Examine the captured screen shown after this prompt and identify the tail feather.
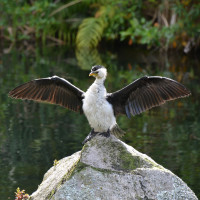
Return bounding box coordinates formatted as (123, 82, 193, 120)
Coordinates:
(111, 124, 125, 138)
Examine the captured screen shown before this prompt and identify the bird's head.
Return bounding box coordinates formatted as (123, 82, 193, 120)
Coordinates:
(89, 65, 107, 80)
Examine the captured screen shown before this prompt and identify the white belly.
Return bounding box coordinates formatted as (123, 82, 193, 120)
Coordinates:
(82, 84, 116, 132)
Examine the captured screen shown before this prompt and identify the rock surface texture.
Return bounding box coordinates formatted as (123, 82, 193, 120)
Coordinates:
(31, 135, 198, 200)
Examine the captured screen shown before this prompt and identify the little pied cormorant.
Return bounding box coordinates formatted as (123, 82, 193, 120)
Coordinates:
(9, 65, 191, 144)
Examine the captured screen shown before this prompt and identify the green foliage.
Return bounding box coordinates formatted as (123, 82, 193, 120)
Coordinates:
(50, 0, 83, 17)
(76, 17, 106, 48)
(0, 0, 82, 44)
(120, 19, 161, 47)
(0, 0, 200, 50)
(76, 0, 200, 51)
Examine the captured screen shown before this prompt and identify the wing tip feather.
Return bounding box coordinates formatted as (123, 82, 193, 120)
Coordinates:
(8, 76, 84, 113)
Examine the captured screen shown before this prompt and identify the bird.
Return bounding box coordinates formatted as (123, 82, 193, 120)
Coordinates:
(9, 65, 191, 144)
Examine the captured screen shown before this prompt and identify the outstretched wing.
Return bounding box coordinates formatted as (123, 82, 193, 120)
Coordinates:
(9, 76, 84, 113)
(107, 76, 191, 118)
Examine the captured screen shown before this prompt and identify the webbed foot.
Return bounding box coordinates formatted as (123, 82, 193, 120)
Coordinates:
(99, 129, 110, 138)
(82, 129, 98, 144)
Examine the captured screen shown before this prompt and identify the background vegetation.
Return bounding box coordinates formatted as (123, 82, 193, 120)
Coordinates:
(1, 0, 200, 52)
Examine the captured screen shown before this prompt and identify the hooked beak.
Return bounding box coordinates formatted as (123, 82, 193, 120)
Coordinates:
(89, 72, 97, 77)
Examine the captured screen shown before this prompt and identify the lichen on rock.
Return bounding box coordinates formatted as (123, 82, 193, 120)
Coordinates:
(30, 135, 198, 200)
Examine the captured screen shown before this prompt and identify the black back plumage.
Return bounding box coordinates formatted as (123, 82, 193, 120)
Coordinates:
(9, 76, 84, 113)
(107, 76, 191, 118)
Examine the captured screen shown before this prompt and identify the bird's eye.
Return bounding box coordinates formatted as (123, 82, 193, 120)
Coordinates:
(91, 69, 98, 73)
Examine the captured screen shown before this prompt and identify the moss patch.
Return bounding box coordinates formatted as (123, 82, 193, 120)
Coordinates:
(72, 162, 88, 174)
(104, 140, 154, 171)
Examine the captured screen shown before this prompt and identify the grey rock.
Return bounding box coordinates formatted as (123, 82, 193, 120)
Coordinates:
(31, 151, 81, 200)
(30, 135, 198, 200)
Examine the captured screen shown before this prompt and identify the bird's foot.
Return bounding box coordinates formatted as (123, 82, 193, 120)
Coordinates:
(99, 129, 110, 138)
(82, 129, 98, 145)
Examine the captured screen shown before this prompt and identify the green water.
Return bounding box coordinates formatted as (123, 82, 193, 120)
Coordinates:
(0, 45, 200, 199)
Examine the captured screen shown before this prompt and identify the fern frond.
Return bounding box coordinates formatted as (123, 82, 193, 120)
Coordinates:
(76, 17, 107, 49)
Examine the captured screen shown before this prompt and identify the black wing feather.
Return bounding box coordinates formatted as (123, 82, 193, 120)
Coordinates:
(107, 76, 191, 117)
(9, 76, 84, 113)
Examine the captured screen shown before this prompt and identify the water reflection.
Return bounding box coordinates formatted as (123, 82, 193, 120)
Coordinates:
(0, 46, 199, 199)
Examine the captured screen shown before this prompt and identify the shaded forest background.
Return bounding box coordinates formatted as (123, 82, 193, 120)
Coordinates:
(1, 0, 200, 52)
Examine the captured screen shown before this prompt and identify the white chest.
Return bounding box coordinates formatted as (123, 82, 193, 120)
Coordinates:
(82, 82, 116, 132)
